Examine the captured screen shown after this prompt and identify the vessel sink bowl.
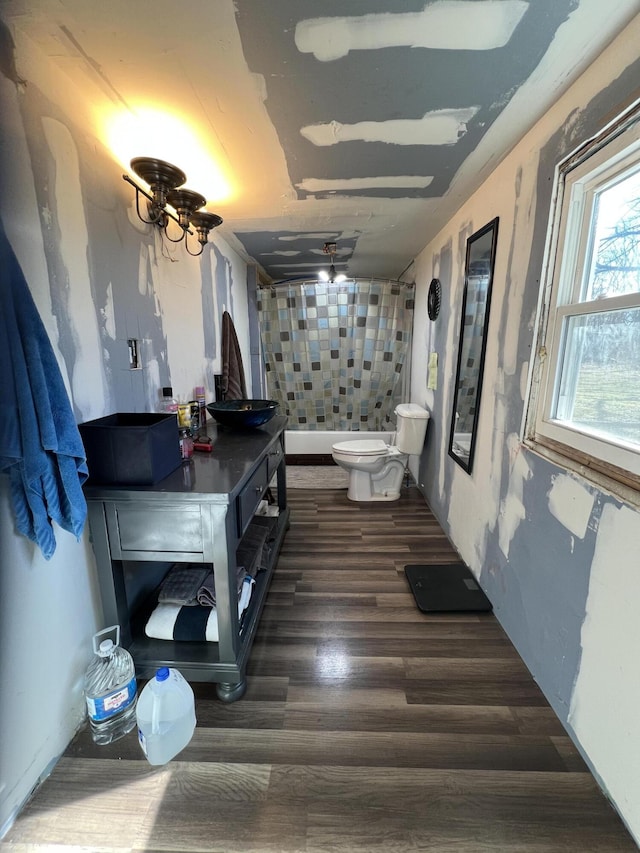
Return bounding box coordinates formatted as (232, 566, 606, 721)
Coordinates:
(206, 399, 279, 429)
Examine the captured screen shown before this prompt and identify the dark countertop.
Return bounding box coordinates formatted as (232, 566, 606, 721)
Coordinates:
(83, 415, 287, 503)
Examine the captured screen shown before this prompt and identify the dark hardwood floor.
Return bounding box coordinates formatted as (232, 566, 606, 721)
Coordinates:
(3, 485, 636, 851)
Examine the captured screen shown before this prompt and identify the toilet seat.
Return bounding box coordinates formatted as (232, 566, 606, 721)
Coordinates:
(332, 439, 389, 456)
(331, 403, 429, 503)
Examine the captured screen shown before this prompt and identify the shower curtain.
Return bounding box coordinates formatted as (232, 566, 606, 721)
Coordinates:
(257, 278, 414, 430)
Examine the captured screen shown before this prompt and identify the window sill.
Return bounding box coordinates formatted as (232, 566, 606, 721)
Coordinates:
(524, 434, 640, 510)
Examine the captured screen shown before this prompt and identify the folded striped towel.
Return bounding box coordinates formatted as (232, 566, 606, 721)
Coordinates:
(145, 576, 254, 642)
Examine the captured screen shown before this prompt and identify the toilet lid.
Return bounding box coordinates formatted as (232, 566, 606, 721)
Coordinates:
(332, 439, 389, 456)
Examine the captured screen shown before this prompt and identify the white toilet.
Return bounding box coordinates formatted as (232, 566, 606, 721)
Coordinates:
(331, 403, 430, 502)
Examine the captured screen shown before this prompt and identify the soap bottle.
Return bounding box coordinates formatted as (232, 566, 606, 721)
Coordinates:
(158, 386, 178, 416)
(179, 428, 194, 460)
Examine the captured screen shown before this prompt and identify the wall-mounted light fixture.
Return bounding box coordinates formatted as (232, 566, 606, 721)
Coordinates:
(319, 241, 347, 282)
(123, 157, 223, 256)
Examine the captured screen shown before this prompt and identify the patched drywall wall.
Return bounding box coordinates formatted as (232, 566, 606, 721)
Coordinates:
(569, 502, 640, 834)
(410, 14, 640, 844)
(0, 29, 250, 834)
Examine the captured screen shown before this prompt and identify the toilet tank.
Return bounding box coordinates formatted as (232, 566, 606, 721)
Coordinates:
(394, 403, 430, 454)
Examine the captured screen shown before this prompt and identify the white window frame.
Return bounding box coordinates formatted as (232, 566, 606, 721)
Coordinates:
(525, 104, 640, 495)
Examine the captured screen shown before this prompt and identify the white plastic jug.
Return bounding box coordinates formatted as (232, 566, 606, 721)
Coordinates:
(136, 667, 196, 765)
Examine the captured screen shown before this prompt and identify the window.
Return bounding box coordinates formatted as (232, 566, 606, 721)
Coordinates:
(527, 108, 640, 489)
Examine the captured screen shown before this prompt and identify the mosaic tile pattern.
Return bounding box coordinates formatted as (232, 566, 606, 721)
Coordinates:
(258, 279, 414, 430)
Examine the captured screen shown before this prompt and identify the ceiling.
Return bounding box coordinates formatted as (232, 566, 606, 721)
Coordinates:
(4, 0, 640, 282)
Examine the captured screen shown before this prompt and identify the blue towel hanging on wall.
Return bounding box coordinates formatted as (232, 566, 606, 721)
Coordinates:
(0, 221, 88, 559)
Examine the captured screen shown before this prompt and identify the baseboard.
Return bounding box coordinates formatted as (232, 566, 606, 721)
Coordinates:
(285, 454, 337, 466)
(0, 750, 63, 840)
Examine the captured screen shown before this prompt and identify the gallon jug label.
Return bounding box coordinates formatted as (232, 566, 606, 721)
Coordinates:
(87, 676, 137, 722)
(138, 728, 148, 756)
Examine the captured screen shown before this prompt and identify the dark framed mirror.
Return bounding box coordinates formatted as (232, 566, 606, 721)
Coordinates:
(448, 217, 499, 473)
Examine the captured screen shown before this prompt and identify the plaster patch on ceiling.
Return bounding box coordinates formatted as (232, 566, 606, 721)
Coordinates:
(301, 108, 479, 147)
(271, 261, 347, 270)
(234, 229, 358, 282)
(297, 176, 434, 192)
(57, 25, 129, 108)
(295, 1, 529, 62)
(278, 233, 341, 241)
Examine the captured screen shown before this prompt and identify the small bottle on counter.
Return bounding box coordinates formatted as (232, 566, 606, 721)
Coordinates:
(195, 385, 206, 423)
(177, 402, 192, 430)
(158, 387, 178, 416)
(179, 428, 193, 460)
(189, 401, 200, 433)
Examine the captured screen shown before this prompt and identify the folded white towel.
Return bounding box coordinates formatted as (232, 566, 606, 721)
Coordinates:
(145, 576, 255, 642)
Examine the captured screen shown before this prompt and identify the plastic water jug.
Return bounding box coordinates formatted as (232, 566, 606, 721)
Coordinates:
(84, 625, 137, 745)
(136, 667, 196, 765)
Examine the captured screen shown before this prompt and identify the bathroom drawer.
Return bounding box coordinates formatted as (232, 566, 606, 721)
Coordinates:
(237, 458, 268, 536)
(108, 503, 204, 557)
(266, 441, 283, 481)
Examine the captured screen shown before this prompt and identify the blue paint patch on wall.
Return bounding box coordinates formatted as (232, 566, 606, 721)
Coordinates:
(481, 453, 600, 718)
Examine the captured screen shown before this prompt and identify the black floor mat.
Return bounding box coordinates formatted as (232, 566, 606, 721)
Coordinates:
(404, 563, 492, 612)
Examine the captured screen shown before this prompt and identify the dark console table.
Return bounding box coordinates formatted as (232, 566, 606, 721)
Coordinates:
(84, 415, 289, 702)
